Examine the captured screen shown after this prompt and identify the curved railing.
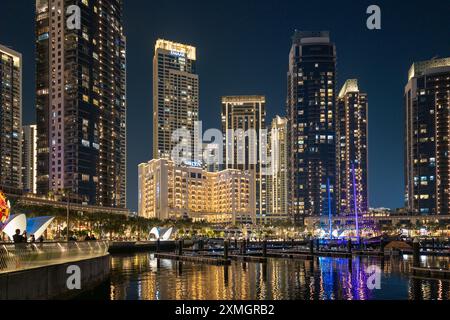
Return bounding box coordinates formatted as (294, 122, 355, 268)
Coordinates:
(0, 241, 109, 274)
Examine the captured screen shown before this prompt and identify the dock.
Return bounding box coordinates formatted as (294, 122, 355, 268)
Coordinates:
(229, 255, 267, 263)
(154, 253, 231, 266)
(315, 251, 352, 258)
(411, 267, 450, 279)
(266, 251, 313, 260)
(353, 250, 385, 257)
(108, 241, 177, 254)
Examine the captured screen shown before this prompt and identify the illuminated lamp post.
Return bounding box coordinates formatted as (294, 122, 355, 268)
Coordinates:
(63, 189, 74, 241)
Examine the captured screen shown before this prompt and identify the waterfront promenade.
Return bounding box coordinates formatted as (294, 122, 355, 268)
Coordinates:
(0, 241, 110, 299)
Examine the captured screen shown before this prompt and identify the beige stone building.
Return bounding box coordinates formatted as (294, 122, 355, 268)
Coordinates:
(138, 159, 255, 224)
(267, 116, 289, 222)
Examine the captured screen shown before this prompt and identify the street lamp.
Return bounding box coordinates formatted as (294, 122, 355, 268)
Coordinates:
(64, 189, 72, 242)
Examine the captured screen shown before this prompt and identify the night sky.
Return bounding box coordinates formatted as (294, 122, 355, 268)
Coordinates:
(1, 0, 449, 212)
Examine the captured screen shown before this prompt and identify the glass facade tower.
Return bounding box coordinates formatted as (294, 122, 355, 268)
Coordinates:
(153, 40, 199, 161)
(287, 31, 337, 223)
(405, 58, 450, 216)
(221, 96, 266, 223)
(336, 79, 369, 216)
(0, 45, 22, 194)
(35, 0, 127, 207)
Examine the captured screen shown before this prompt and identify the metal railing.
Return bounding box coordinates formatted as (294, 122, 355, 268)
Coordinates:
(0, 241, 109, 274)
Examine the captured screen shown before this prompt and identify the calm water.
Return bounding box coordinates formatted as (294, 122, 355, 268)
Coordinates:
(84, 253, 450, 300)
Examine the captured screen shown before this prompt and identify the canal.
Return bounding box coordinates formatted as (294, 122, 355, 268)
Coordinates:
(81, 253, 450, 300)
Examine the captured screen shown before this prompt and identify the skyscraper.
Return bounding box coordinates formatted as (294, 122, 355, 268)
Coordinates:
(153, 40, 199, 161)
(405, 57, 450, 216)
(336, 80, 369, 216)
(221, 95, 267, 223)
(287, 31, 337, 223)
(0, 45, 22, 194)
(22, 125, 38, 194)
(267, 116, 288, 222)
(35, 0, 127, 207)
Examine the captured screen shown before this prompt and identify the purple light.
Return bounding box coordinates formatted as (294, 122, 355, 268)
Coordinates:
(352, 162, 360, 243)
(327, 178, 332, 240)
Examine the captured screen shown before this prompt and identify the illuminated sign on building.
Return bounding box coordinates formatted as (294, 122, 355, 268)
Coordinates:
(183, 160, 203, 168)
(170, 50, 186, 58)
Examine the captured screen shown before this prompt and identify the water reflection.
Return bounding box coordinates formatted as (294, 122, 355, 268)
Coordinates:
(95, 253, 450, 300)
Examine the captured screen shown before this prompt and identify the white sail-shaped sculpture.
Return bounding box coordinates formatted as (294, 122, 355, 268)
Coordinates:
(26, 217, 55, 240)
(149, 227, 174, 241)
(2, 214, 27, 239)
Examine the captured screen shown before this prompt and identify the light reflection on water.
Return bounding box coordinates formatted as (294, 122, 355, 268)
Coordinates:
(91, 253, 450, 300)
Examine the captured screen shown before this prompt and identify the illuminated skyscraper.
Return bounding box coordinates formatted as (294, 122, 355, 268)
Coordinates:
(35, 0, 127, 207)
(405, 57, 450, 215)
(0, 45, 22, 193)
(287, 31, 337, 223)
(22, 125, 38, 194)
(221, 96, 267, 223)
(267, 116, 288, 222)
(336, 80, 368, 216)
(153, 40, 199, 161)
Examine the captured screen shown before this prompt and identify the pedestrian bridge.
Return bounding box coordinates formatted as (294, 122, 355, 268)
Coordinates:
(0, 241, 109, 274)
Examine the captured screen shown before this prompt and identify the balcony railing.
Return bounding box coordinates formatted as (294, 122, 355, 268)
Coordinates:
(0, 241, 109, 274)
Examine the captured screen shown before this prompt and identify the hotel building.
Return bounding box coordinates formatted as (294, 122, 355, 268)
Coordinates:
(221, 96, 267, 222)
(405, 57, 450, 215)
(336, 80, 369, 216)
(22, 125, 38, 194)
(287, 31, 337, 222)
(0, 45, 22, 194)
(35, 0, 127, 207)
(138, 159, 255, 224)
(267, 116, 289, 222)
(153, 40, 199, 161)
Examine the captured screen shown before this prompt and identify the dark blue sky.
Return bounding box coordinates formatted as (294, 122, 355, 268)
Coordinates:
(1, 0, 449, 212)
